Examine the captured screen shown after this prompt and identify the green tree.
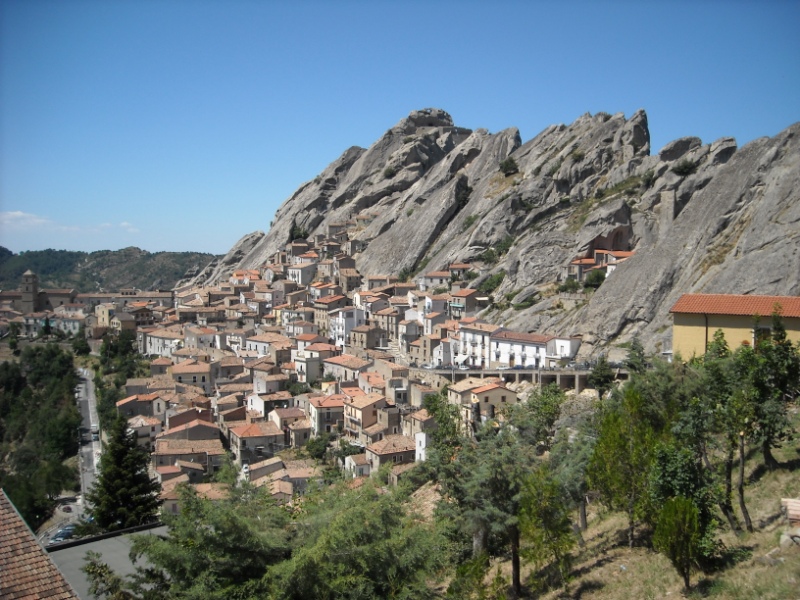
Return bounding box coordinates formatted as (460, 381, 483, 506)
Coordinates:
(550, 425, 595, 530)
(648, 443, 718, 559)
(749, 312, 800, 469)
(587, 387, 656, 547)
(588, 355, 615, 398)
(508, 383, 565, 450)
(71, 330, 91, 356)
(499, 157, 519, 176)
(583, 269, 606, 289)
(519, 465, 575, 589)
(626, 335, 647, 374)
(85, 415, 161, 531)
(267, 482, 449, 600)
(305, 432, 332, 460)
(653, 496, 700, 592)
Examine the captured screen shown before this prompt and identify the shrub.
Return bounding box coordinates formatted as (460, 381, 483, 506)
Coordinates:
(383, 165, 397, 179)
(478, 270, 505, 294)
(495, 235, 515, 255)
(290, 223, 309, 240)
(462, 214, 478, 231)
(583, 269, 606, 289)
(464, 270, 479, 281)
(456, 185, 473, 208)
(558, 278, 581, 293)
(499, 157, 519, 176)
(570, 149, 585, 162)
(480, 248, 498, 264)
(641, 169, 656, 189)
(653, 496, 700, 591)
(672, 159, 697, 177)
(406, 209, 414, 217)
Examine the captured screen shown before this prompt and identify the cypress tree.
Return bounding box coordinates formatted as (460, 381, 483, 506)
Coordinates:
(86, 414, 161, 531)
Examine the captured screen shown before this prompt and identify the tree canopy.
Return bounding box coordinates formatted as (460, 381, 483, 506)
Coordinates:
(85, 415, 161, 531)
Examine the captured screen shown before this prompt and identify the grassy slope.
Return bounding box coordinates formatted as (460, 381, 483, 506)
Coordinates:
(484, 408, 800, 600)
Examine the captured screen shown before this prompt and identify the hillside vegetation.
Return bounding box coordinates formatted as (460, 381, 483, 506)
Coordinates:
(0, 344, 82, 529)
(85, 323, 800, 599)
(0, 246, 217, 292)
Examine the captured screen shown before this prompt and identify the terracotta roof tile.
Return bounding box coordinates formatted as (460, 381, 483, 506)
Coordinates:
(670, 294, 800, 318)
(0, 490, 79, 599)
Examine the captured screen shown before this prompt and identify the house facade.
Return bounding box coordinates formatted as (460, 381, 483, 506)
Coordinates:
(670, 294, 800, 358)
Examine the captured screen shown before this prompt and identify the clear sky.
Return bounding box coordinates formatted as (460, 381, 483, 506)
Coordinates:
(1, 0, 798, 255)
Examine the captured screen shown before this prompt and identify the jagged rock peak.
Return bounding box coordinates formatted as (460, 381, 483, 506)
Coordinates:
(394, 108, 455, 134)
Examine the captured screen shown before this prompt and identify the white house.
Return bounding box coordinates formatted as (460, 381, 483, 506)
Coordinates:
(286, 263, 317, 287)
(456, 321, 503, 368)
(545, 336, 582, 366)
(329, 307, 366, 349)
(490, 330, 550, 369)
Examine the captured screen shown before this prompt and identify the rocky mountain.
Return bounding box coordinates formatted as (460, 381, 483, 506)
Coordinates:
(0, 246, 217, 293)
(194, 108, 800, 358)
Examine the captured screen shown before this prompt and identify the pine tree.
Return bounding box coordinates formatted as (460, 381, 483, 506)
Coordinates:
(587, 387, 655, 547)
(653, 496, 700, 592)
(85, 415, 161, 531)
(588, 355, 615, 398)
(626, 335, 647, 374)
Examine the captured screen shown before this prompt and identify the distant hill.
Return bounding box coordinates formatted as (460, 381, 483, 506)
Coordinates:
(0, 246, 218, 293)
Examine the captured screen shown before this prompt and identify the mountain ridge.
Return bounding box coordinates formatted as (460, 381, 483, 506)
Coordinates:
(192, 108, 800, 358)
(0, 246, 218, 293)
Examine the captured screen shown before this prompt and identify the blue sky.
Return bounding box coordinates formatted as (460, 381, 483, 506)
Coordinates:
(1, 0, 798, 255)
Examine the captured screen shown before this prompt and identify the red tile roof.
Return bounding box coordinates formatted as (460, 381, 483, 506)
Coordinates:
(670, 294, 800, 318)
(0, 490, 79, 599)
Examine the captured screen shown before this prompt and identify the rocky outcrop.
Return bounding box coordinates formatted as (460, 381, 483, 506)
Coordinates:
(197, 108, 800, 356)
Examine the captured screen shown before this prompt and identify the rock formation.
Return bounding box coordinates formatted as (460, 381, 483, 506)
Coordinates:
(192, 108, 800, 356)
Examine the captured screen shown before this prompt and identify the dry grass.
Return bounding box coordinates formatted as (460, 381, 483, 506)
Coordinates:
(484, 411, 800, 599)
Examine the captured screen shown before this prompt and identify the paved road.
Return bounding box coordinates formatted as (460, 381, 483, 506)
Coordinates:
(41, 368, 102, 546)
(77, 368, 101, 504)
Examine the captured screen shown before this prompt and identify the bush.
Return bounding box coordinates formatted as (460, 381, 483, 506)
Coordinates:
(583, 269, 606, 289)
(462, 214, 478, 231)
(456, 184, 473, 208)
(641, 169, 656, 189)
(478, 271, 505, 294)
(558, 278, 581, 293)
(495, 235, 515, 255)
(653, 496, 700, 591)
(480, 248, 497, 264)
(383, 165, 397, 179)
(499, 157, 519, 176)
(671, 159, 697, 177)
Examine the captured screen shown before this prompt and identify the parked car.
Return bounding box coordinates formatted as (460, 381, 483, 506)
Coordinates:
(458, 364, 470, 370)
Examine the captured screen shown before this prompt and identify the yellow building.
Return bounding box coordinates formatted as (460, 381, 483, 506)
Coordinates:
(670, 294, 800, 358)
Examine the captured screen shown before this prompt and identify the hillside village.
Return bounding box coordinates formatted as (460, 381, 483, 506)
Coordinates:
(0, 225, 608, 509)
(3, 222, 799, 521)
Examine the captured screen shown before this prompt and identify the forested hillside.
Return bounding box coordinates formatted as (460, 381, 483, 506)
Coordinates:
(0, 344, 81, 529)
(0, 246, 217, 292)
(85, 320, 800, 599)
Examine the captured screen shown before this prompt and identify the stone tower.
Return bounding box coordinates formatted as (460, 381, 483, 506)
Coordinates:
(20, 270, 39, 314)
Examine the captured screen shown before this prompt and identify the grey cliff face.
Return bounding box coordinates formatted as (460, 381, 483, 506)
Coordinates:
(199, 108, 800, 355)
